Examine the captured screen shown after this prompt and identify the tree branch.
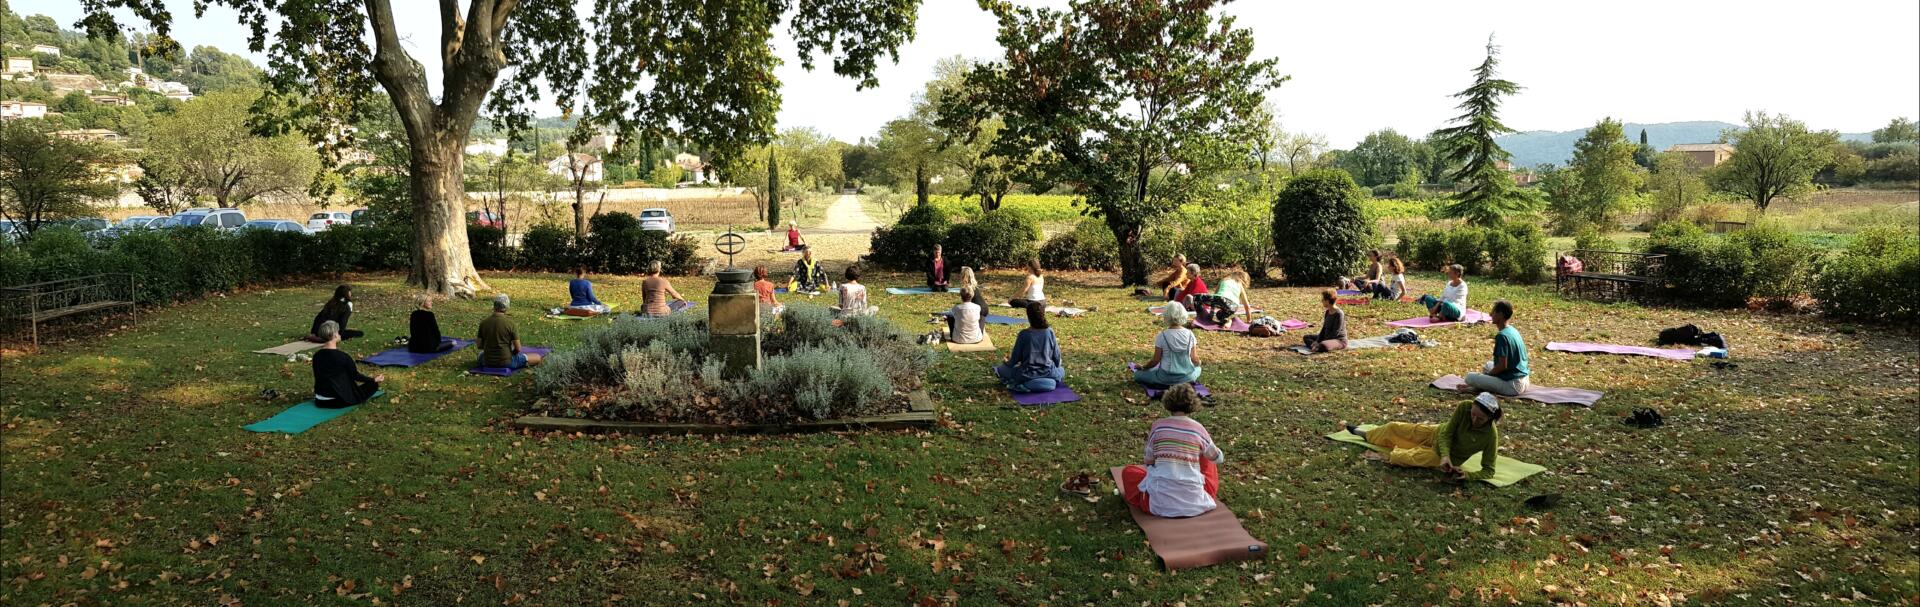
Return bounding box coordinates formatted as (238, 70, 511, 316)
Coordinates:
(365, 0, 434, 141)
(441, 0, 466, 67)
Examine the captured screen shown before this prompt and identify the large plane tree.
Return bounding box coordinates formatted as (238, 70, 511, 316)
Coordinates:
(80, 0, 919, 296)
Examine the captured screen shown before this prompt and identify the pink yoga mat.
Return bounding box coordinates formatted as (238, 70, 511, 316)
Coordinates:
(1429, 374, 1602, 406)
(1547, 342, 1695, 360)
(1386, 310, 1491, 328)
(1109, 467, 1267, 570)
(1192, 317, 1250, 332)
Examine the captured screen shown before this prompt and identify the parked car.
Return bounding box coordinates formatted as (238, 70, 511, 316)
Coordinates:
(467, 209, 504, 229)
(307, 211, 353, 232)
(638, 208, 675, 234)
(242, 220, 310, 234)
(115, 215, 169, 230)
(349, 208, 370, 226)
(0, 220, 18, 243)
(167, 208, 248, 231)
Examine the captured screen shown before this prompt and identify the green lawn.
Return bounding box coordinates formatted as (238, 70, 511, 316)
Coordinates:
(3, 270, 1915, 606)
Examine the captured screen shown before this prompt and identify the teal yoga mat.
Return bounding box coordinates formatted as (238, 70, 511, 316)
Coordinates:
(1325, 425, 1545, 487)
(244, 391, 385, 434)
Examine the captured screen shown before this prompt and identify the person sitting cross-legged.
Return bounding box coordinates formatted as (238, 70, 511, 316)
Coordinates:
(1133, 302, 1203, 389)
(306, 284, 364, 342)
(1416, 264, 1469, 322)
(1345, 391, 1503, 482)
(945, 287, 984, 345)
(833, 264, 877, 318)
(1456, 299, 1529, 396)
(752, 265, 784, 316)
(312, 320, 383, 408)
(993, 302, 1065, 393)
(478, 294, 542, 370)
(640, 261, 687, 318)
(407, 293, 455, 353)
(565, 267, 610, 315)
(790, 248, 830, 295)
(927, 244, 950, 292)
(1301, 289, 1348, 353)
(785, 219, 807, 251)
(1118, 383, 1224, 518)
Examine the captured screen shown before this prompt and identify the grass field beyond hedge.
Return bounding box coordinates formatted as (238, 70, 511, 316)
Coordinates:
(3, 271, 1916, 606)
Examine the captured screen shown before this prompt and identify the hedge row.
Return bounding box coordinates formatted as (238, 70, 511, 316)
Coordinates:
(866, 205, 1040, 271)
(1394, 222, 1551, 284)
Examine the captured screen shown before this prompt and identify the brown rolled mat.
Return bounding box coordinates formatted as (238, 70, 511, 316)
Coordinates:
(944, 333, 996, 353)
(1108, 467, 1268, 570)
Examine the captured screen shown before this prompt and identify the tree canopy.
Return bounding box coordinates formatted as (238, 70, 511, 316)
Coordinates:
(1433, 36, 1532, 226)
(0, 120, 122, 237)
(1337, 129, 1422, 187)
(1548, 117, 1643, 233)
(1710, 111, 1838, 212)
(142, 89, 322, 208)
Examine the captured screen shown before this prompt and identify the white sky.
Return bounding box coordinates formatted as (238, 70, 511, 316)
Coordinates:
(24, 0, 1920, 147)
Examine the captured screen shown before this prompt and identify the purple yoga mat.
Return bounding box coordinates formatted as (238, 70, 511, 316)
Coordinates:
(1336, 289, 1363, 296)
(361, 338, 474, 367)
(1386, 309, 1491, 328)
(1127, 362, 1210, 398)
(1547, 342, 1696, 360)
(468, 347, 554, 377)
(1429, 374, 1602, 407)
(1010, 386, 1080, 406)
(1192, 317, 1251, 333)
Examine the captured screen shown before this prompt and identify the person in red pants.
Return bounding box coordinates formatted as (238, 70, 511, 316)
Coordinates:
(1118, 383, 1223, 517)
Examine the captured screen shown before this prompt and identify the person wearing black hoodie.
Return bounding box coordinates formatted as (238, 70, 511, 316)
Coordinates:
(312, 320, 382, 408)
(307, 284, 364, 342)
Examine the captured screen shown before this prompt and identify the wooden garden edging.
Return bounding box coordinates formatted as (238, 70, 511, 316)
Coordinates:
(511, 389, 937, 435)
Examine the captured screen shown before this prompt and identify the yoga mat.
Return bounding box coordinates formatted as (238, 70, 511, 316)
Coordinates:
(1009, 386, 1080, 406)
(1149, 305, 1265, 316)
(360, 339, 474, 367)
(996, 303, 1089, 317)
(1277, 318, 1310, 330)
(254, 340, 323, 356)
(468, 347, 553, 377)
(1127, 362, 1210, 398)
(1108, 467, 1267, 570)
(1336, 289, 1363, 296)
(1339, 296, 1417, 306)
(1191, 317, 1250, 333)
(1547, 342, 1696, 360)
(945, 334, 996, 353)
(937, 311, 1026, 325)
(244, 391, 385, 434)
(1324, 426, 1546, 488)
(1429, 374, 1602, 406)
(1386, 309, 1491, 328)
(885, 286, 942, 295)
(631, 301, 697, 318)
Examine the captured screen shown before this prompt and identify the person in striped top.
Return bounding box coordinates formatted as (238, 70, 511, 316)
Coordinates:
(1118, 384, 1225, 518)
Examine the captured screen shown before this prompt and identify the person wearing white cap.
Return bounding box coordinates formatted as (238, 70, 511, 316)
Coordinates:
(1344, 392, 1503, 481)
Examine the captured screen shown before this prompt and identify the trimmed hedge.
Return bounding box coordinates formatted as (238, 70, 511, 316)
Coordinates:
(1393, 222, 1549, 283)
(1811, 226, 1919, 322)
(866, 204, 1038, 271)
(1271, 170, 1374, 285)
(1039, 219, 1119, 271)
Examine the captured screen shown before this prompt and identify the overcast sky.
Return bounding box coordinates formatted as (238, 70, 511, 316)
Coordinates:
(28, 0, 1920, 147)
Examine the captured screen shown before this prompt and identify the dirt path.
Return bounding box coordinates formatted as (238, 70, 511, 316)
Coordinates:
(814, 194, 880, 233)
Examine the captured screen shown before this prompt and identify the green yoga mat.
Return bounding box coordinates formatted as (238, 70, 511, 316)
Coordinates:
(1325, 425, 1545, 487)
(244, 391, 385, 434)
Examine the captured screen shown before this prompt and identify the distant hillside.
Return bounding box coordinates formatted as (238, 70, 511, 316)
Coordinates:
(1496, 121, 1873, 168)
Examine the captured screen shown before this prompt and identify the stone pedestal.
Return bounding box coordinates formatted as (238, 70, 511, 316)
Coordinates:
(708, 267, 762, 378)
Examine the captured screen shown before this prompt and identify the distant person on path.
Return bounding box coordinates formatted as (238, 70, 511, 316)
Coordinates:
(926, 244, 949, 292)
(565, 267, 610, 315)
(994, 302, 1065, 393)
(640, 261, 687, 318)
(1133, 302, 1203, 389)
(478, 294, 541, 369)
(1457, 299, 1529, 396)
(785, 220, 807, 251)
(790, 248, 830, 294)
(1345, 392, 1502, 482)
(1154, 254, 1190, 301)
(312, 320, 382, 408)
(1303, 289, 1348, 353)
(1417, 264, 1469, 322)
(1007, 260, 1047, 309)
(946, 287, 984, 345)
(306, 284, 364, 342)
(407, 293, 455, 353)
(1191, 268, 1253, 325)
(834, 265, 876, 317)
(753, 265, 784, 316)
(1118, 383, 1224, 518)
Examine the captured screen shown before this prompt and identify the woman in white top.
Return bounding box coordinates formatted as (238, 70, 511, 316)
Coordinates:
(833, 265, 877, 317)
(945, 287, 985, 344)
(1007, 260, 1047, 309)
(1417, 263, 1469, 322)
(1133, 302, 1203, 388)
(1376, 257, 1408, 301)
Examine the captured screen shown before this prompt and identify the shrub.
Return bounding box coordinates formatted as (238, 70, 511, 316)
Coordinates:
(1141, 198, 1275, 271)
(1271, 169, 1374, 285)
(467, 225, 512, 270)
(1725, 222, 1818, 300)
(1485, 222, 1549, 283)
(897, 202, 952, 228)
(942, 208, 1040, 270)
(1444, 227, 1486, 274)
(237, 228, 311, 280)
(1371, 183, 1422, 199)
(1640, 221, 1818, 308)
(585, 212, 652, 274)
(864, 222, 947, 270)
(1394, 225, 1450, 271)
(1572, 227, 1616, 252)
(1812, 226, 1920, 322)
(308, 225, 367, 277)
(1039, 219, 1118, 271)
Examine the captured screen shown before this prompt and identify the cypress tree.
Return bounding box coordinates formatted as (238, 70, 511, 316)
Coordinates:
(766, 150, 782, 230)
(1638, 128, 1649, 147)
(1433, 36, 1532, 226)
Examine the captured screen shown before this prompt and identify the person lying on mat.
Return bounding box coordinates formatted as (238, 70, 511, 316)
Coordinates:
(478, 294, 542, 369)
(926, 244, 949, 292)
(1417, 264, 1470, 322)
(565, 267, 610, 315)
(1173, 263, 1208, 309)
(306, 284, 364, 342)
(1345, 391, 1501, 482)
(790, 249, 830, 294)
(753, 265, 784, 316)
(640, 261, 687, 318)
(785, 220, 807, 251)
(1007, 260, 1048, 309)
(408, 293, 455, 354)
(1375, 257, 1408, 301)
(1134, 302, 1203, 388)
(833, 265, 876, 318)
(313, 320, 383, 408)
(1155, 254, 1190, 301)
(1456, 299, 1529, 396)
(946, 287, 985, 345)
(994, 302, 1064, 393)
(1341, 249, 1385, 292)
(1119, 383, 1223, 518)
(1191, 267, 1253, 325)
(1302, 289, 1348, 353)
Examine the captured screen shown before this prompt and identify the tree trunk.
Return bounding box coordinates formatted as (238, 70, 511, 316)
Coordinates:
(572, 180, 587, 237)
(914, 162, 929, 207)
(1115, 226, 1147, 286)
(408, 141, 488, 297)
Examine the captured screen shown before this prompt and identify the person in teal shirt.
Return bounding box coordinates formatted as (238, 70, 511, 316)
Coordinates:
(1460, 299, 1530, 396)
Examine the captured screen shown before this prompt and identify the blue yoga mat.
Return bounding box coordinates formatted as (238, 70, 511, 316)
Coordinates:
(360, 338, 474, 367)
(937, 311, 1025, 325)
(244, 391, 385, 434)
(885, 287, 942, 295)
(469, 347, 554, 377)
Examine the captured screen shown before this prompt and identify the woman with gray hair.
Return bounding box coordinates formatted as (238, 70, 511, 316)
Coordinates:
(312, 320, 382, 408)
(640, 260, 686, 318)
(1133, 302, 1203, 389)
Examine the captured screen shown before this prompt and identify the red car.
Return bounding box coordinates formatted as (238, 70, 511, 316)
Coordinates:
(467, 210, 504, 229)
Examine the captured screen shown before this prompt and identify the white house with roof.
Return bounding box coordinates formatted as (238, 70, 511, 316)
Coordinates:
(29, 44, 60, 57)
(4, 57, 32, 75)
(1, 100, 47, 120)
(465, 138, 510, 156)
(547, 152, 603, 182)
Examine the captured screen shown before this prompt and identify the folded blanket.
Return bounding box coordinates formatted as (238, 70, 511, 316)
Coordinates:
(1010, 385, 1080, 407)
(254, 340, 323, 356)
(1429, 374, 1602, 406)
(1108, 466, 1267, 570)
(468, 347, 554, 377)
(1324, 426, 1546, 487)
(244, 391, 385, 434)
(1547, 341, 1696, 361)
(1386, 309, 1491, 328)
(945, 334, 996, 353)
(360, 338, 475, 367)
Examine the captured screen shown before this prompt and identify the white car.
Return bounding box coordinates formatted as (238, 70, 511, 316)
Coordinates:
(168, 208, 248, 231)
(307, 211, 353, 232)
(638, 208, 675, 234)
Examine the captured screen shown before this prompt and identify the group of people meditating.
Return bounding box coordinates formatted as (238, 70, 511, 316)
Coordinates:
(305, 287, 545, 409)
(561, 263, 689, 318)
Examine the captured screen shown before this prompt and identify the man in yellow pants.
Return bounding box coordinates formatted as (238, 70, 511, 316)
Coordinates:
(1345, 392, 1503, 482)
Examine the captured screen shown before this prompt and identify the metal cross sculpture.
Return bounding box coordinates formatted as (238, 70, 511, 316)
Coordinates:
(714, 226, 746, 269)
